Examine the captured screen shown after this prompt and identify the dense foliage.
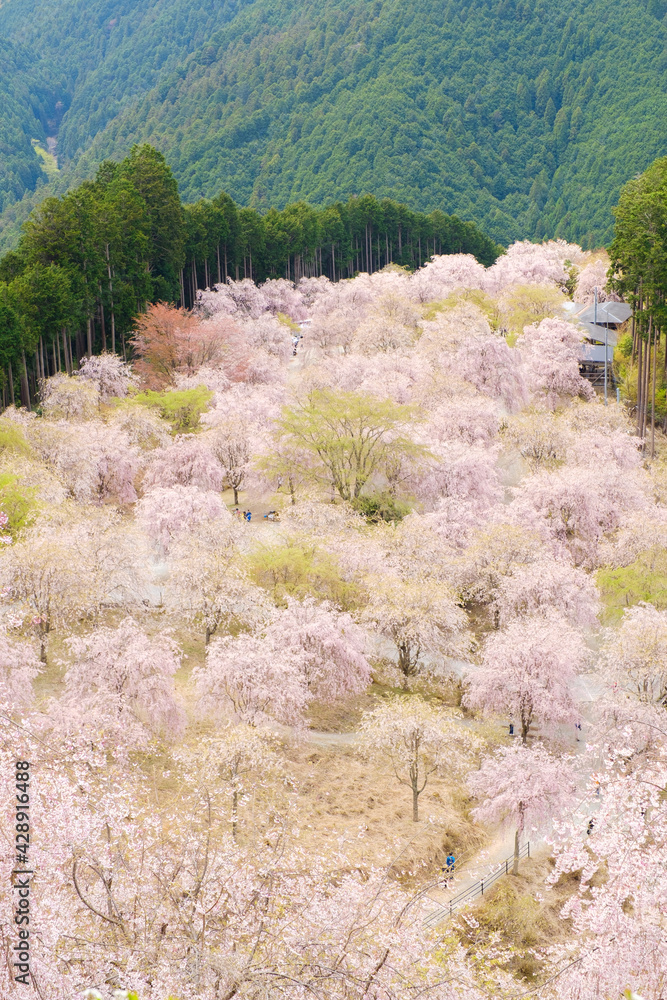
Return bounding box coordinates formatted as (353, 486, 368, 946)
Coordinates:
(0, 144, 498, 406)
(0, 238, 664, 998)
(3, 0, 667, 248)
(611, 156, 667, 455)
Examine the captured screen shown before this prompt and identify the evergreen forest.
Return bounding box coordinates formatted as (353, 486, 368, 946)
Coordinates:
(0, 144, 498, 407)
(2, 0, 667, 249)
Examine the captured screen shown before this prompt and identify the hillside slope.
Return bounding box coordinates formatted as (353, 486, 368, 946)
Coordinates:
(2, 0, 667, 246)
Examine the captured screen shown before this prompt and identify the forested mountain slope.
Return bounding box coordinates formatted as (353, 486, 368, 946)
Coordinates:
(2, 0, 667, 247)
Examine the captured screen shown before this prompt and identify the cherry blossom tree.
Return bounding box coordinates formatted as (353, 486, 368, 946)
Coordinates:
(58, 618, 185, 740)
(143, 435, 223, 492)
(493, 559, 600, 629)
(468, 743, 576, 872)
(196, 598, 370, 724)
(0, 719, 503, 999)
(305, 305, 358, 355)
(567, 426, 641, 471)
(427, 397, 500, 446)
(409, 253, 486, 302)
(574, 254, 620, 304)
(168, 523, 260, 644)
(547, 704, 667, 999)
(412, 440, 501, 513)
(0, 632, 40, 714)
(39, 372, 100, 420)
(464, 612, 588, 741)
(361, 698, 479, 821)
(30, 420, 141, 504)
(501, 409, 568, 469)
(136, 485, 229, 552)
(600, 602, 667, 703)
(197, 276, 270, 319)
(361, 578, 470, 686)
(0, 523, 91, 660)
(265, 597, 371, 702)
(352, 293, 420, 354)
(242, 312, 294, 363)
(207, 420, 250, 503)
(510, 465, 647, 566)
(454, 522, 540, 606)
(484, 239, 585, 294)
(455, 333, 527, 411)
(195, 632, 309, 726)
(180, 726, 282, 840)
(75, 353, 139, 400)
(518, 317, 594, 405)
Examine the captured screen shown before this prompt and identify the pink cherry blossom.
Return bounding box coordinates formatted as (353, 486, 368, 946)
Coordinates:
(143, 435, 223, 492)
(0, 632, 40, 713)
(484, 239, 585, 294)
(493, 559, 600, 629)
(455, 333, 528, 411)
(265, 597, 370, 702)
(136, 485, 229, 551)
(469, 742, 577, 870)
(464, 612, 588, 741)
(518, 317, 594, 404)
(75, 352, 139, 400)
(57, 618, 185, 739)
(510, 464, 648, 566)
(574, 256, 621, 305)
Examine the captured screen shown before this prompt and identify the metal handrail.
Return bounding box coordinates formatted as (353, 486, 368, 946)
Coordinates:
(423, 841, 531, 927)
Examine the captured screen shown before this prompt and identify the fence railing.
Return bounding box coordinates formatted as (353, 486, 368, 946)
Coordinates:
(423, 841, 531, 927)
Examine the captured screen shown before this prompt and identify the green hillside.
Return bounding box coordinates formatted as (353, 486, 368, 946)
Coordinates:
(2, 0, 667, 248)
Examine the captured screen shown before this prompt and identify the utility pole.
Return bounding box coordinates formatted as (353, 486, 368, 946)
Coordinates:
(595, 287, 608, 405)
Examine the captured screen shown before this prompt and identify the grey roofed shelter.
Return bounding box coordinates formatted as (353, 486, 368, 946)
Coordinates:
(578, 322, 618, 347)
(575, 301, 632, 326)
(579, 342, 614, 364)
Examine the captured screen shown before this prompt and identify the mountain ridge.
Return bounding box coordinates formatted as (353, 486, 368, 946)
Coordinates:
(2, 0, 667, 248)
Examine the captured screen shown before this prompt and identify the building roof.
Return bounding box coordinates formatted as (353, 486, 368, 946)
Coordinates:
(575, 301, 632, 326)
(578, 322, 618, 346)
(579, 343, 614, 364)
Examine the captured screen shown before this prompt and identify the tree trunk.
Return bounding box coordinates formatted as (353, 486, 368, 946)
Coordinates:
(398, 642, 411, 687)
(412, 780, 419, 822)
(636, 330, 644, 434)
(86, 316, 93, 357)
(7, 361, 14, 406)
(233, 486, 239, 505)
(99, 290, 107, 353)
(232, 786, 238, 841)
(62, 328, 71, 374)
(521, 710, 531, 744)
(20, 351, 31, 410)
(642, 319, 652, 447)
(651, 325, 658, 458)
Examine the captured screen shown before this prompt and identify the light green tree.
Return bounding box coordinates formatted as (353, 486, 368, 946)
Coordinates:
(280, 389, 422, 502)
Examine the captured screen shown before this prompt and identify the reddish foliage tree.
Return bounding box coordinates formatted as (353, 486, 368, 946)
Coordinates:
(130, 303, 240, 388)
